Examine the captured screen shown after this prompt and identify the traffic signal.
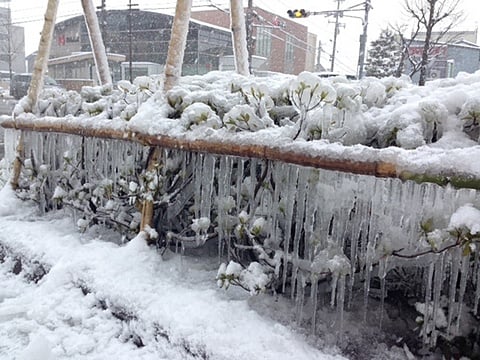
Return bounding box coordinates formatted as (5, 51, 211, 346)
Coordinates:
(287, 9, 309, 18)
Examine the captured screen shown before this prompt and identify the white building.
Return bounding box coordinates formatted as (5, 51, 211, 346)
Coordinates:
(0, 6, 25, 75)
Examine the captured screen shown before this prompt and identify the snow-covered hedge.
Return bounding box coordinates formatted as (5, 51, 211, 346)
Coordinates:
(13, 70, 480, 150)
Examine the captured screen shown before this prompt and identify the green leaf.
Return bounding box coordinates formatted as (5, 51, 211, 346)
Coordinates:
(421, 218, 434, 234)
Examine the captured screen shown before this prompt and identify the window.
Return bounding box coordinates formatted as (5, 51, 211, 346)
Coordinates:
(284, 35, 294, 73)
(255, 26, 271, 58)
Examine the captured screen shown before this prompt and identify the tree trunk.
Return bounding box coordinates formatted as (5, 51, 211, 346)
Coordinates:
(230, 0, 250, 76)
(418, 6, 435, 86)
(163, 0, 193, 92)
(25, 0, 59, 113)
(81, 0, 112, 85)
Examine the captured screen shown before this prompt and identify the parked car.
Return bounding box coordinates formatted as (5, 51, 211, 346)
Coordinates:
(10, 73, 61, 100)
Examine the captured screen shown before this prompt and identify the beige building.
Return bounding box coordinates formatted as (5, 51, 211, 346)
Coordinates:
(191, 7, 317, 74)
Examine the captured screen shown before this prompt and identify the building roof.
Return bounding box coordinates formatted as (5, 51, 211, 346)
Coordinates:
(48, 52, 126, 65)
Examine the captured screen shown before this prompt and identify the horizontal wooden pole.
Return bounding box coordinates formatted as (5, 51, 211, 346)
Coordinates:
(2, 117, 479, 190)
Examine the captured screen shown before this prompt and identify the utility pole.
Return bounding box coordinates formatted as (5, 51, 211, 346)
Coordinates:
(0, 0, 13, 79)
(97, 0, 107, 50)
(287, 1, 371, 76)
(127, 0, 138, 82)
(316, 40, 322, 71)
(329, 0, 344, 72)
(246, 0, 254, 73)
(357, 0, 371, 79)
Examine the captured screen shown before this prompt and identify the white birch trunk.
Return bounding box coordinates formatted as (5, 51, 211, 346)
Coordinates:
(230, 0, 250, 76)
(81, 0, 112, 85)
(163, 0, 193, 92)
(25, 0, 59, 113)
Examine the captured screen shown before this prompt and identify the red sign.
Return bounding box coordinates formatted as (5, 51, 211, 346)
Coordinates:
(408, 45, 447, 57)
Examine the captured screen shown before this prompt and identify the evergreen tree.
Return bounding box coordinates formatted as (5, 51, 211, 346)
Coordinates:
(365, 29, 401, 78)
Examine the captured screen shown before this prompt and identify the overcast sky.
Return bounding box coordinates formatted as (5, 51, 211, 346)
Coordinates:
(6, 0, 480, 73)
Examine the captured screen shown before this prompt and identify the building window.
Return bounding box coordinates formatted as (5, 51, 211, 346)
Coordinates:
(284, 35, 294, 73)
(255, 26, 271, 58)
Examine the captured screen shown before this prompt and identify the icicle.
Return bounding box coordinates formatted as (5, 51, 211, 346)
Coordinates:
(310, 274, 319, 334)
(378, 256, 389, 329)
(423, 262, 434, 345)
(217, 157, 227, 259)
(330, 273, 338, 308)
(247, 158, 257, 212)
(193, 153, 202, 219)
(431, 253, 445, 347)
(447, 248, 461, 335)
(234, 158, 244, 213)
(302, 169, 319, 263)
(200, 154, 215, 219)
(291, 168, 309, 300)
(337, 274, 346, 342)
(269, 162, 283, 258)
(455, 253, 470, 334)
(295, 271, 306, 325)
(474, 250, 480, 316)
(363, 232, 379, 321)
(3, 129, 18, 164)
(282, 165, 298, 293)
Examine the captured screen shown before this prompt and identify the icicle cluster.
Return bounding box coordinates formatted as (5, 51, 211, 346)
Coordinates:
(7, 128, 480, 348)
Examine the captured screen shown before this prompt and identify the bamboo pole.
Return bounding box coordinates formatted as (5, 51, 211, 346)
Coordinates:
(25, 0, 59, 113)
(136, 0, 193, 240)
(2, 118, 480, 190)
(230, 0, 250, 75)
(11, 0, 59, 189)
(81, 0, 112, 85)
(163, 0, 193, 92)
(10, 131, 24, 190)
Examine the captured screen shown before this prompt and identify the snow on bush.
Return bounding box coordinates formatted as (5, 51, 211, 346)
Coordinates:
(217, 260, 273, 295)
(12, 69, 480, 150)
(180, 103, 222, 130)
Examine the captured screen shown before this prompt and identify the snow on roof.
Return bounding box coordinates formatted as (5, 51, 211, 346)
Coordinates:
(189, 17, 231, 33)
(451, 39, 480, 49)
(48, 52, 126, 65)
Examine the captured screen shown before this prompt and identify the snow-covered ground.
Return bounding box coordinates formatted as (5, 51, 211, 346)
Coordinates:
(0, 184, 348, 360)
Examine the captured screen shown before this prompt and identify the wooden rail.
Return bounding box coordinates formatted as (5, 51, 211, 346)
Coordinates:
(2, 117, 479, 190)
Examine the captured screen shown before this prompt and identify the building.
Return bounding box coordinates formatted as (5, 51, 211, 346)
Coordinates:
(416, 29, 478, 45)
(0, 6, 25, 76)
(407, 39, 480, 82)
(47, 52, 126, 89)
(49, 10, 233, 84)
(191, 7, 316, 74)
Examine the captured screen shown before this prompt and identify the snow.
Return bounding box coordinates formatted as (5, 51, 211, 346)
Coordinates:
(7, 69, 480, 179)
(0, 184, 345, 359)
(448, 204, 480, 235)
(3, 67, 480, 358)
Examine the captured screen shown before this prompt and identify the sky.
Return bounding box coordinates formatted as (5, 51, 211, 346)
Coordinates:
(4, 0, 480, 74)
